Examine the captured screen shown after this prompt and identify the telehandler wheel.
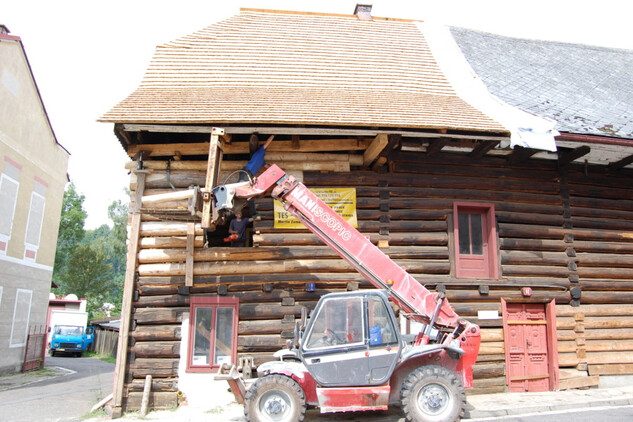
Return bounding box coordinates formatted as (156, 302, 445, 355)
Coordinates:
(400, 365, 466, 422)
(244, 374, 306, 422)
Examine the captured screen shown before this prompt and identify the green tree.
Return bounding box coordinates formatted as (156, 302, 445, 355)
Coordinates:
(60, 244, 112, 298)
(107, 199, 129, 276)
(53, 182, 87, 284)
(53, 183, 129, 318)
(80, 198, 129, 317)
(58, 243, 112, 318)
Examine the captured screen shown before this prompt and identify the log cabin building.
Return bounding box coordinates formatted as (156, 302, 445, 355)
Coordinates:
(99, 7, 633, 415)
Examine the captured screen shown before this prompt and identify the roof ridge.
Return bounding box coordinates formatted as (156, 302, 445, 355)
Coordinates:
(451, 26, 633, 53)
(239, 7, 417, 23)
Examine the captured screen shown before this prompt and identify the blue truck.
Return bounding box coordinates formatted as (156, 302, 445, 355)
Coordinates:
(48, 310, 94, 357)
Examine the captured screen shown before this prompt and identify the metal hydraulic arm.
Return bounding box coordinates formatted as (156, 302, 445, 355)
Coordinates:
(214, 165, 479, 337)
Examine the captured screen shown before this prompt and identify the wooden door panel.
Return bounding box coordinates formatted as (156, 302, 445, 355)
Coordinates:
(504, 303, 550, 392)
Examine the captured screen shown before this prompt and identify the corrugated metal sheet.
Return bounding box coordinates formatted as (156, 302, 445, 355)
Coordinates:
(100, 9, 506, 133)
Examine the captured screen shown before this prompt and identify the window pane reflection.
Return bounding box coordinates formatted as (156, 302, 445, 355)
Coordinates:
(458, 213, 471, 254)
(214, 307, 234, 365)
(193, 308, 212, 365)
(471, 214, 483, 255)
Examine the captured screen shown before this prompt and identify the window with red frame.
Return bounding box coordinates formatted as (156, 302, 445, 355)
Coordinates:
(453, 202, 499, 279)
(187, 296, 238, 372)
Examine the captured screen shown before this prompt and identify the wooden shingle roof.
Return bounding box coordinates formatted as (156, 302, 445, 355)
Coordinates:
(100, 9, 506, 134)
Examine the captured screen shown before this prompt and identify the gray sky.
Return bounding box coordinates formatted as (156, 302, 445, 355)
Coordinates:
(4, 0, 632, 228)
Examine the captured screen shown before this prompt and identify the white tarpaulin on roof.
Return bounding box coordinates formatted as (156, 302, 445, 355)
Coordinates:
(418, 22, 558, 152)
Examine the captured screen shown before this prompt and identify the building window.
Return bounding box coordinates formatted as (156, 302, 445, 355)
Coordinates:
(10, 289, 32, 347)
(0, 173, 19, 254)
(453, 202, 499, 279)
(24, 180, 47, 260)
(187, 296, 238, 372)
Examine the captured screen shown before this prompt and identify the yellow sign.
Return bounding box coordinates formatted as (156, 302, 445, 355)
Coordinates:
(274, 188, 358, 229)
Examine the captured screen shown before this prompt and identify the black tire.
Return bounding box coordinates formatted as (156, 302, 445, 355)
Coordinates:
(244, 374, 306, 422)
(400, 365, 466, 422)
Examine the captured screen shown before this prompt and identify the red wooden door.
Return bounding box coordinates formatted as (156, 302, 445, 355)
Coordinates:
(504, 303, 550, 392)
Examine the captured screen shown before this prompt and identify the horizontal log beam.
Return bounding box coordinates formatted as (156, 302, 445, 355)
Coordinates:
(140, 222, 203, 237)
(139, 236, 205, 249)
(128, 378, 178, 392)
(498, 223, 567, 240)
(575, 253, 633, 268)
(500, 238, 567, 252)
(588, 363, 633, 375)
(131, 341, 180, 358)
(501, 251, 570, 266)
(253, 232, 448, 247)
(131, 325, 182, 341)
(124, 392, 178, 411)
(556, 304, 633, 317)
(137, 246, 449, 264)
(120, 124, 509, 142)
(128, 138, 372, 158)
(136, 258, 451, 277)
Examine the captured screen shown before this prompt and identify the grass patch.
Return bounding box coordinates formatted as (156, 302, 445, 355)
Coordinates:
(34, 367, 58, 377)
(82, 407, 107, 420)
(85, 351, 116, 364)
(206, 406, 225, 414)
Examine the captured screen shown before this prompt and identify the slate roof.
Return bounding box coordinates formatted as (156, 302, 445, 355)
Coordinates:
(450, 27, 633, 140)
(100, 9, 506, 135)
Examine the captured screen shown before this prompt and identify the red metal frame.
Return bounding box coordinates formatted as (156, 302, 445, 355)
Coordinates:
(453, 202, 499, 279)
(187, 296, 239, 373)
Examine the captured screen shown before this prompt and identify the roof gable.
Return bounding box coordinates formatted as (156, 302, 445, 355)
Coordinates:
(101, 9, 506, 134)
(0, 32, 67, 154)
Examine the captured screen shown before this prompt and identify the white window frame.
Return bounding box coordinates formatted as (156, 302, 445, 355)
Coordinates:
(0, 173, 19, 254)
(10, 289, 32, 348)
(24, 191, 46, 261)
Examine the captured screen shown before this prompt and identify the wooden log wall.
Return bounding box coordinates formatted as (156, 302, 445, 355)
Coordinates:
(566, 168, 633, 303)
(121, 146, 633, 408)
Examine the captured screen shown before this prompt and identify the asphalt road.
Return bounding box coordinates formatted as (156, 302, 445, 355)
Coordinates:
(468, 405, 633, 422)
(0, 356, 114, 422)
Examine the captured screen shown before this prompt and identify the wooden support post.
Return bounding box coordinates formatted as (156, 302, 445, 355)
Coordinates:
(363, 133, 388, 167)
(111, 168, 145, 418)
(186, 223, 195, 287)
(140, 375, 152, 417)
(469, 140, 499, 158)
(372, 134, 401, 171)
(202, 127, 225, 229)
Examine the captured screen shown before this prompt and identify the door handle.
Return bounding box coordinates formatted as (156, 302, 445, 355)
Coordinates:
(311, 358, 321, 363)
(526, 339, 532, 348)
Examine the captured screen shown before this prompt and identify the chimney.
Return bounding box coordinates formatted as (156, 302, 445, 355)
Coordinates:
(354, 4, 372, 20)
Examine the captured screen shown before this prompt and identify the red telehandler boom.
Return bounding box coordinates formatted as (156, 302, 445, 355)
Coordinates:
(212, 164, 481, 422)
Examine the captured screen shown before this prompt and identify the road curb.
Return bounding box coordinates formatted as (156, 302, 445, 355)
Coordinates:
(466, 395, 633, 419)
(0, 365, 73, 392)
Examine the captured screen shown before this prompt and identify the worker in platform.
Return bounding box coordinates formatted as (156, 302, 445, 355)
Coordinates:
(228, 211, 254, 247)
(239, 135, 274, 181)
(237, 134, 274, 219)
